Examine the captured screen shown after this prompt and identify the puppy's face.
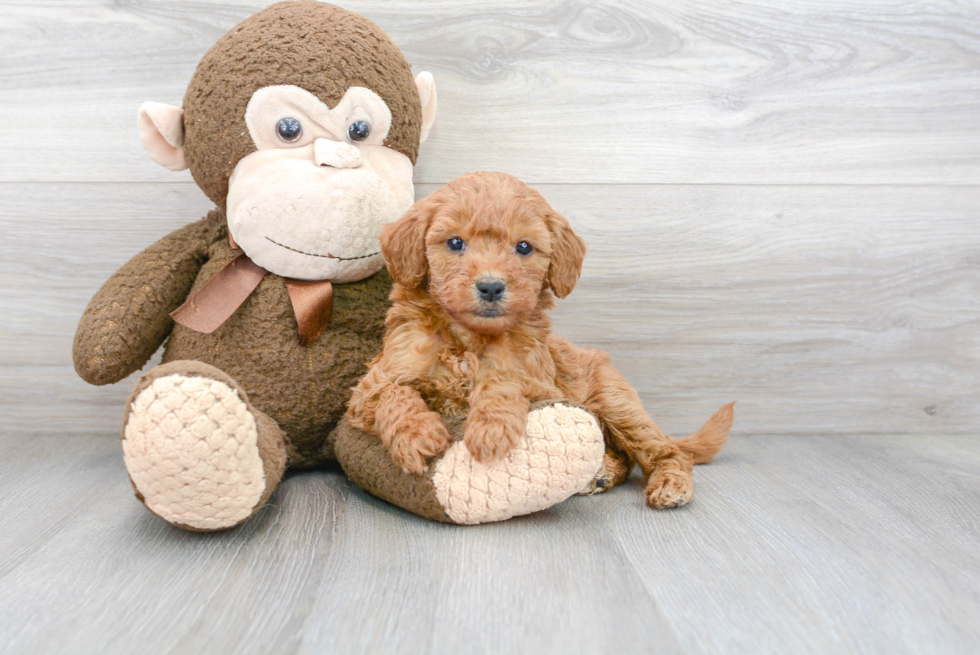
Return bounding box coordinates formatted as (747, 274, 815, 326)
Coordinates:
(381, 172, 586, 336)
(425, 192, 552, 334)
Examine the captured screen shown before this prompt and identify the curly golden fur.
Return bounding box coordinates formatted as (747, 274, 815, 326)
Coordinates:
(347, 172, 734, 508)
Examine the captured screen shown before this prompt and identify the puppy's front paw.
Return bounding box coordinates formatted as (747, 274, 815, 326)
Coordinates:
(645, 470, 694, 509)
(387, 412, 453, 475)
(463, 413, 522, 463)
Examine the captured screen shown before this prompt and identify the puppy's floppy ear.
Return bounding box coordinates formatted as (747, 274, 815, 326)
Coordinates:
(381, 194, 439, 288)
(544, 208, 586, 298)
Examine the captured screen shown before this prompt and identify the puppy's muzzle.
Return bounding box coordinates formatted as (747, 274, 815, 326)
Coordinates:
(476, 278, 506, 303)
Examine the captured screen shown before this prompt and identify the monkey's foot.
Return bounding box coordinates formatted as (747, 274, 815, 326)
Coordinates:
(122, 361, 286, 531)
(334, 400, 605, 525)
(433, 402, 605, 523)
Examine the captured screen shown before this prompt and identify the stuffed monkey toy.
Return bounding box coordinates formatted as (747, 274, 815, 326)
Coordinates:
(74, 1, 605, 530)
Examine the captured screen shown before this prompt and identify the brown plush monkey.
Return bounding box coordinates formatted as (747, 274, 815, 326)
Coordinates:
(74, 2, 606, 530)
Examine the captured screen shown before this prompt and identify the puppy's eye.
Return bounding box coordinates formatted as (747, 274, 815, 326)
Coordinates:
(347, 120, 371, 142)
(276, 117, 303, 143)
(447, 237, 466, 252)
(515, 241, 533, 256)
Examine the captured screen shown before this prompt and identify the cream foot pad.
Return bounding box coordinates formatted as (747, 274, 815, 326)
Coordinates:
(122, 373, 265, 531)
(431, 403, 605, 524)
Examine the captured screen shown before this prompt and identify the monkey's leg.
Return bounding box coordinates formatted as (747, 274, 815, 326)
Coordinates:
(121, 361, 287, 531)
(331, 400, 605, 524)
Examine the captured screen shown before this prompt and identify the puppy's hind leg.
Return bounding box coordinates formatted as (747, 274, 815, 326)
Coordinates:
(578, 446, 632, 496)
(583, 362, 694, 509)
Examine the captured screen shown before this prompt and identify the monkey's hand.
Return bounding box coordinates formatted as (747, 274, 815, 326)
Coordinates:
(73, 212, 222, 385)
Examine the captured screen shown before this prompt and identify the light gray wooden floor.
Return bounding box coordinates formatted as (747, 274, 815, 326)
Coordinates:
(2, 0, 979, 653)
(1, 431, 978, 654)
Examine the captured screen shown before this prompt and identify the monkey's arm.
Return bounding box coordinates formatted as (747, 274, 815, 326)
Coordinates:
(73, 212, 224, 385)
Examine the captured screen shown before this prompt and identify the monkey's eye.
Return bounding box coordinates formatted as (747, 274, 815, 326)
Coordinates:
(447, 237, 466, 252)
(276, 117, 303, 143)
(347, 120, 371, 142)
(515, 241, 533, 256)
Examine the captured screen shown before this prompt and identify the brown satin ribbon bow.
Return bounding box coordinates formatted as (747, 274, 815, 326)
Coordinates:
(170, 251, 334, 347)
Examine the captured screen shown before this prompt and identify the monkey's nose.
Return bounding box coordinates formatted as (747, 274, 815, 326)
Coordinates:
(476, 278, 506, 302)
(313, 138, 362, 169)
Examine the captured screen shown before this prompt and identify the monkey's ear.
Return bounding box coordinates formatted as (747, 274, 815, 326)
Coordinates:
(138, 102, 187, 171)
(415, 72, 438, 145)
(380, 194, 439, 288)
(545, 209, 586, 299)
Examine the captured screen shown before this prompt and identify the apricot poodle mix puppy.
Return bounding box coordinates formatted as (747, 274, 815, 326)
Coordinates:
(347, 172, 733, 508)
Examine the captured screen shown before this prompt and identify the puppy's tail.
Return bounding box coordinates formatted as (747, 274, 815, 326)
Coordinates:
(674, 402, 735, 465)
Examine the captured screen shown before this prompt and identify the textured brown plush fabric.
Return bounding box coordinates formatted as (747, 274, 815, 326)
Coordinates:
(331, 417, 452, 523)
(161, 211, 392, 466)
(183, 1, 423, 207)
(74, 217, 223, 386)
(331, 400, 587, 523)
(75, 209, 392, 467)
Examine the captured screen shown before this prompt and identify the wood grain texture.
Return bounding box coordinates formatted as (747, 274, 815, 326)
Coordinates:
(3, 181, 977, 436)
(1, 1, 979, 652)
(1, 0, 979, 184)
(0, 431, 977, 654)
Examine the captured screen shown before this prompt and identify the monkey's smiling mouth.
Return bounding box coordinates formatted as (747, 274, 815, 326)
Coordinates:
(265, 236, 380, 261)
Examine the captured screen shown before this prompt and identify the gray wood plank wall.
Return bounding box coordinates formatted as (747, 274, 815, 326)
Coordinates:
(1, 0, 978, 437)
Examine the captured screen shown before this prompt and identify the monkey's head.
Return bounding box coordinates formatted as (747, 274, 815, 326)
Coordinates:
(136, 1, 437, 283)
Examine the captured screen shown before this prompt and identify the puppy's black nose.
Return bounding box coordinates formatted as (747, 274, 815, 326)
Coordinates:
(476, 278, 506, 302)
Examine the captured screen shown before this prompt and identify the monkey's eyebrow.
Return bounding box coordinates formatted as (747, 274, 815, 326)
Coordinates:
(265, 236, 380, 261)
(246, 85, 341, 145)
(278, 99, 336, 139)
